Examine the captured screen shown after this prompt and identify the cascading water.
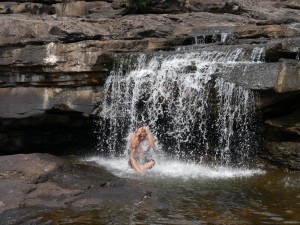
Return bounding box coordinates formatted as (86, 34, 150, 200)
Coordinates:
(94, 46, 263, 166)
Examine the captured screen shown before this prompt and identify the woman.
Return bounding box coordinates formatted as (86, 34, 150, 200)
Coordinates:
(129, 126, 155, 173)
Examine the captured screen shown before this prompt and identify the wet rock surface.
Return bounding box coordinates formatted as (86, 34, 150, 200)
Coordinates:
(0, 153, 148, 214)
(265, 142, 300, 170)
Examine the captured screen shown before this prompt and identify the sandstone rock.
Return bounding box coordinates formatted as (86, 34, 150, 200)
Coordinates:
(25, 181, 84, 207)
(0, 87, 102, 118)
(265, 142, 300, 170)
(0, 153, 148, 213)
(223, 58, 300, 93)
(53, 1, 113, 17)
(221, 62, 281, 90)
(4, 2, 55, 15)
(111, 0, 126, 10)
(275, 60, 300, 93)
(264, 38, 300, 62)
(257, 90, 300, 113)
(0, 153, 65, 183)
(265, 109, 300, 136)
(277, 0, 300, 10)
(0, 179, 34, 213)
(263, 96, 300, 170)
(0, 111, 97, 154)
(184, 0, 241, 14)
(234, 25, 300, 40)
(0, 1, 115, 17)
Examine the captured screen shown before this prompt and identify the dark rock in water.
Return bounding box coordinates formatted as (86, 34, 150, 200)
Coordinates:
(265, 142, 300, 170)
(0, 153, 147, 213)
(258, 90, 300, 117)
(260, 92, 300, 170)
(265, 109, 300, 137)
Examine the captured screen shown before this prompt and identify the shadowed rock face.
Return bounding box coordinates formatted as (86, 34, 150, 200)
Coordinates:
(0, 111, 97, 155)
(0, 0, 300, 169)
(265, 142, 300, 170)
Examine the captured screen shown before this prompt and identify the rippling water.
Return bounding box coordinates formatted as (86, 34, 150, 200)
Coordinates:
(80, 156, 300, 225)
(3, 155, 299, 225)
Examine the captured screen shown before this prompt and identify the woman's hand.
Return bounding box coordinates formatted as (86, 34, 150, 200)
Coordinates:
(144, 126, 150, 134)
(136, 127, 144, 136)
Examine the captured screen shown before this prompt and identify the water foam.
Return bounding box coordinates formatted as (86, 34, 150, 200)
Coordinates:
(83, 156, 265, 180)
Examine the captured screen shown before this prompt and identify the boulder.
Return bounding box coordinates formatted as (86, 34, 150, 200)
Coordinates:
(257, 90, 300, 114)
(222, 58, 300, 93)
(0, 153, 148, 213)
(275, 60, 300, 93)
(220, 62, 281, 91)
(0, 153, 65, 183)
(265, 108, 300, 138)
(3, 2, 55, 15)
(265, 142, 300, 170)
(0, 87, 102, 118)
(263, 107, 300, 171)
(0, 111, 97, 154)
(53, 1, 113, 17)
(0, 179, 34, 213)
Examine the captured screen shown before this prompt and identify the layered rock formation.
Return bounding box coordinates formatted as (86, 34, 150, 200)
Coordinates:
(0, 153, 149, 216)
(0, 0, 299, 169)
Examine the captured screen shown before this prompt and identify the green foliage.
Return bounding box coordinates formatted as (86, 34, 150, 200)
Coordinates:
(127, 0, 150, 9)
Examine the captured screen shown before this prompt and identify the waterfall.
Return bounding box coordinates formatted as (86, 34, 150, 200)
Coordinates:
(192, 32, 232, 45)
(95, 47, 263, 164)
(44, 42, 58, 64)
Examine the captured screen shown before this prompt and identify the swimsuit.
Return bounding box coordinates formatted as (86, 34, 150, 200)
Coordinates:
(129, 136, 155, 168)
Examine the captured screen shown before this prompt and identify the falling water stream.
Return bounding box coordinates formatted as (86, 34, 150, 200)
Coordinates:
(80, 46, 300, 224)
(2, 45, 299, 225)
(95, 47, 261, 163)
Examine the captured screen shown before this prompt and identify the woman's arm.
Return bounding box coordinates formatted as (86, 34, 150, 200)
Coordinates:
(130, 135, 143, 173)
(145, 127, 155, 149)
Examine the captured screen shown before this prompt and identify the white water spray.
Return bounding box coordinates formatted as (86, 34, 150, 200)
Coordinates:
(95, 47, 264, 164)
(44, 42, 58, 64)
(83, 156, 265, 180)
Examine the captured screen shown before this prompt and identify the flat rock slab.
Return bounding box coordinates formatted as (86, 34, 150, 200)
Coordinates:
(0, 153, 148, 214)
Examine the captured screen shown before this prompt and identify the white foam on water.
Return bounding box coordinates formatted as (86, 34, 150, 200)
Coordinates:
(282, 177, 300, 189)
(83, 156, 265, 180)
